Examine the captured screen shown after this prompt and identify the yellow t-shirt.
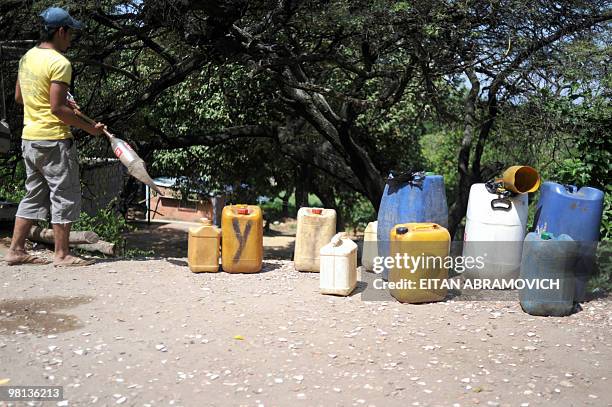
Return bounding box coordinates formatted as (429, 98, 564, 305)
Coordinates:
(19, 47, 73, 140)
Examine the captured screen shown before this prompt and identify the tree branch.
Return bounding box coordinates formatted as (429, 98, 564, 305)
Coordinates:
(71, 58, 139, 81)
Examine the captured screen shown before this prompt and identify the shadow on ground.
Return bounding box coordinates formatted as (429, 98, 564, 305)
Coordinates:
(124, 221, 296, 260)
(125, 223, 189, 258)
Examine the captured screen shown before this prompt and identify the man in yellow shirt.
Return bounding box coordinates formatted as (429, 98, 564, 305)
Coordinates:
(6, 7, 105, 266)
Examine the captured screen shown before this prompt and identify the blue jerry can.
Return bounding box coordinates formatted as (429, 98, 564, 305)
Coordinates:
(534, 182, 604, 301)
(377, 173, 448, 279)
(534, 182, 604, 241)
(519, 232, 577, 317)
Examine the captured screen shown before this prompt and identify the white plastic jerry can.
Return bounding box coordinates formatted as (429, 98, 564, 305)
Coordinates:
(462, 183, 528, 283)
(320, 232, 358, 296)
(361, 221, 378, 272)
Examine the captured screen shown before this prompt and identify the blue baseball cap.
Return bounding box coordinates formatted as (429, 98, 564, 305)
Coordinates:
(39, 7, 83, 30)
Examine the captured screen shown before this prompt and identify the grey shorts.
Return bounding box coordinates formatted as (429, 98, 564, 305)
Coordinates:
(16, 139, 81, 224)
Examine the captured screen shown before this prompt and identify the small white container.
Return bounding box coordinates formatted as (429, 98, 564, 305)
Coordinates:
(320, 232, 357, 296)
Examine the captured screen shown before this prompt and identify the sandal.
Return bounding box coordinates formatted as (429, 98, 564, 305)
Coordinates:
(5, 254, 51, 266)
(53, 257, 95, 267)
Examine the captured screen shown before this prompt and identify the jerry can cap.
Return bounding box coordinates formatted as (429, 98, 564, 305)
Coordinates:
(540, 231, 553, 240)
(237, 208, 249, 215)
(396, 226, 408, 235)
(311, 208, 323, 215)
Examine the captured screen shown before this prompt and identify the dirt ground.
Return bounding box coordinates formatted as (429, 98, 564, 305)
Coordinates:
(0, 222, 610, 407)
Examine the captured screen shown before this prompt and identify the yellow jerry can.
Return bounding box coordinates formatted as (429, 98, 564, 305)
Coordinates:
(389, 223, 450, 303)
(188, 218, 221, 272)
(294, 207, 336, 272)
(221, 204, 263, 273)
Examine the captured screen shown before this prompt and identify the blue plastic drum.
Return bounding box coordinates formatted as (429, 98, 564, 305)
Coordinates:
(377, 173, 448, 279)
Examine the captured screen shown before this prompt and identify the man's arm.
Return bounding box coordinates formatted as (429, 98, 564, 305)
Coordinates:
(49, 82, 105, 135)
(15, 79, 23, 105)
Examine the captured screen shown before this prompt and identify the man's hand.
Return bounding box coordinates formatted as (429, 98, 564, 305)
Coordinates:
(90, 122, 107, 136)
(51, 83, 108, 136)
(66, 93, 106, 135)
(66, 97, 80, 111)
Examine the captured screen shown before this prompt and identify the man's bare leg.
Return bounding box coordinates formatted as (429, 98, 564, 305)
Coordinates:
(53, 222, 71, 261)
(52, 223, 94, 266)
(5, 217, 48, 265)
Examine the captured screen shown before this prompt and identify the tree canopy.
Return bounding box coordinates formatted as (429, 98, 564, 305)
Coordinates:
(1, 0, 610, 237)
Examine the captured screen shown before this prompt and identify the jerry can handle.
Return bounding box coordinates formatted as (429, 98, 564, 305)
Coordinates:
(331, 232, 347, 247)
(386, 170, 426, 188)
(491, 197, 512, 211)
(412, 223, 438, 230)
(563, 184, 578, 193)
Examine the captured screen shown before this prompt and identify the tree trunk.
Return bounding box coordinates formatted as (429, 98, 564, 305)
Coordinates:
(73, 241, 116, 256)
(28, 227, 99, 244)
(281, 189, 291, 218)
(281, 70, 385, 211)
(336, 127, 385, 211)
(449, 71, 500, 239)
(448, 70, 480, 239)
(294, 164, 310, 209)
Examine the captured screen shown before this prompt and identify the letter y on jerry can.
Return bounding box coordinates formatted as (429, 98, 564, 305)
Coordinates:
(221, 204, 263, 273)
